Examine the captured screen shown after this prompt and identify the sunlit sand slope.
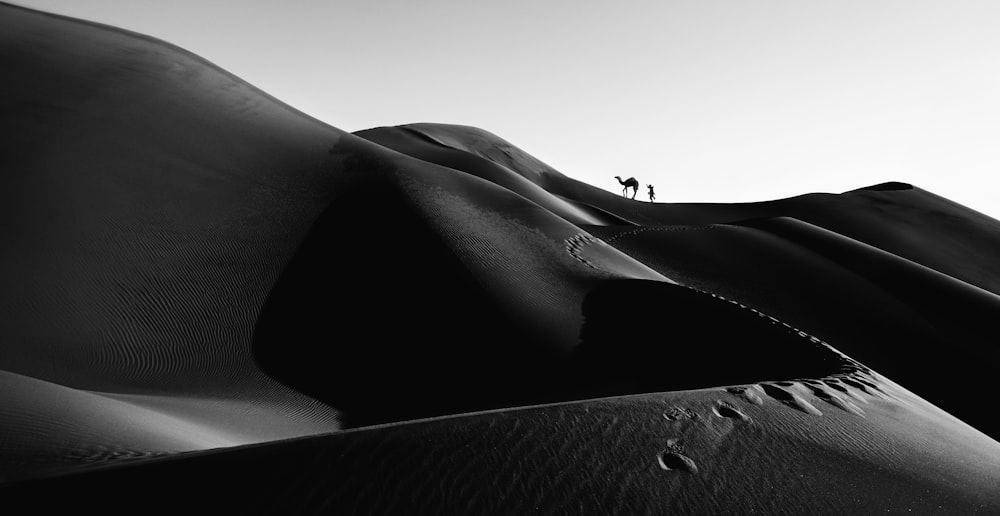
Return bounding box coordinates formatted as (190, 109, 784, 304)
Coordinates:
(4, 378, 999, 514)
(0, 2, 347, 479)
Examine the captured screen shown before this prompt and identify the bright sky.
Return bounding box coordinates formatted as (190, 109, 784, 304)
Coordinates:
(12, 0, 1000, 219)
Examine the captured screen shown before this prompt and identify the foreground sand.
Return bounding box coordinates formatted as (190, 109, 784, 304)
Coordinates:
(5, 376, 1000, 514)
(2, 2, 999, 513)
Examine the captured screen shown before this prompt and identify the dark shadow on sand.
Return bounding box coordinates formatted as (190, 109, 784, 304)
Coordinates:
(256, 217, 854, 427)
(570, 279, 851, 399)
(252, 183, 560, 428)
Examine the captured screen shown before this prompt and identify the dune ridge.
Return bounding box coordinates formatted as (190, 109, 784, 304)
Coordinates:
(4, 376, 999, 514)
(2, 2, 1000, 513)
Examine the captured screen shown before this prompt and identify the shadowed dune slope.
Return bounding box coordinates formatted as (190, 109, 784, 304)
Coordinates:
(257, 137, 847, 427)
(3, 1, 1000, 510)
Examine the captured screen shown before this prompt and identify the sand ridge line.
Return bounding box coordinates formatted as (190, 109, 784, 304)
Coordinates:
(727, 378, 879, 418)
(805, 383, 866, 416)
(569, 229, 869, 370)
(721, 370, 890, 418)
(571, 228, 898, 382)
(0, 3, 337, 133)
(568, 231, 893, 416)
(833, 374, 896, 402)
(759, 383, 824, 416)
(568, 228, 892, 420)
(817, 378, 869, 403)
(696, 290, 878, 378)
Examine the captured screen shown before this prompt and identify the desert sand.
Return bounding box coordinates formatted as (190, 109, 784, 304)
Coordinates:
(2, 2, 999, 514)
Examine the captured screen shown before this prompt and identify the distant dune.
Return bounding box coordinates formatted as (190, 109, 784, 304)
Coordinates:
(2, 2, 999, 514)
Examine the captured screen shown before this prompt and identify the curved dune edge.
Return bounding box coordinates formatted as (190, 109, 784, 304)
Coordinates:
(3, 375, 999, 514)
(0, 1, 350, 481)
(3, 1, 1000, 510)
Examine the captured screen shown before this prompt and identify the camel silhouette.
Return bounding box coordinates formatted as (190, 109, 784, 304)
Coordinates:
(615, 176, 639, 199)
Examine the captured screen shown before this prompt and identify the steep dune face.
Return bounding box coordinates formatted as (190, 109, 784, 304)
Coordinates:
(3, 2, 1000, 511)
(254, 134, 670, 428)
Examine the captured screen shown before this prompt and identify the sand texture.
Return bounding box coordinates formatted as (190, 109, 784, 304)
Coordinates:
(2, 3, 999, 514)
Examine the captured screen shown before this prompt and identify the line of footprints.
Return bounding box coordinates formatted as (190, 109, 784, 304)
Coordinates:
(657, 374, 895, 474)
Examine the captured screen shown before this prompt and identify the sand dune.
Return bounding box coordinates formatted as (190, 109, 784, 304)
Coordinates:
(0, 2, 344, 480)
(5, 379, 1000, 514)
(2, 2, 999, 513)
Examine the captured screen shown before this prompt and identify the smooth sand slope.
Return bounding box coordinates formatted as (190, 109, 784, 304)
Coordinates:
(0, 2, 349, 478)
(2, 2, 1000, 513)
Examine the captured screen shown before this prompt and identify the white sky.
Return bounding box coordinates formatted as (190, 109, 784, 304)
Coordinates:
(11, 0, 1000, 219)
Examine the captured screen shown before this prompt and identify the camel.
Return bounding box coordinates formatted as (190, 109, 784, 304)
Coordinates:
(614, 176, 639, 199)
